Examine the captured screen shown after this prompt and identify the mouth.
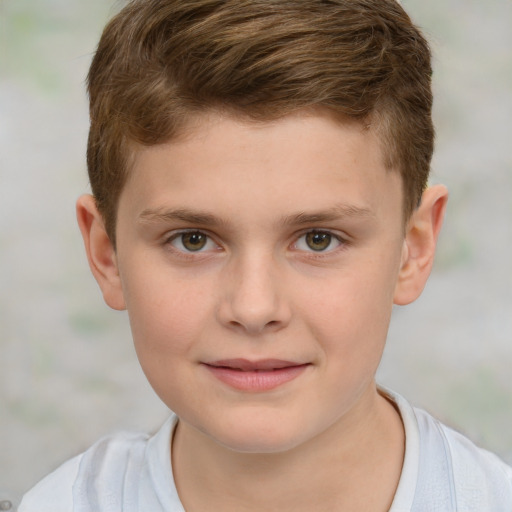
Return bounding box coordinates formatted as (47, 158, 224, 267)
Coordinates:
(202, 359, 311, 392)
(207, 358, 306, 371)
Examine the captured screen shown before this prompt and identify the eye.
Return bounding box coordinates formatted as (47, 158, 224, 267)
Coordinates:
(169, 231, 217, 252)
(295, 231, 342, 252)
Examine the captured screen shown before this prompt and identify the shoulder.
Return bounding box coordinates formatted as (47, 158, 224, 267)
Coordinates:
(18, 454, 82, 512)
(417, 408, 512, 507)
(18, 428, 155, 512)
(383, 388, 512, 512)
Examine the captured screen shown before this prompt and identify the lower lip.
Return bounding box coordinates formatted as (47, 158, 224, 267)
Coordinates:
(203, 364, 309, 392)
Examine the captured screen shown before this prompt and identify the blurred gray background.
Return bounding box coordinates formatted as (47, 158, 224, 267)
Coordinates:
(1, 0, 511, 505)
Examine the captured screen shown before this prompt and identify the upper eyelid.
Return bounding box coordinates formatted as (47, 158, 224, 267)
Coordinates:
(163, 230, 222, 259)
(297, 231, 342, 242)
(294, 228, 348, 242)
(164, 229, 221, 250)
(290, 230, 346, 253)
(164, 228, 216, 242)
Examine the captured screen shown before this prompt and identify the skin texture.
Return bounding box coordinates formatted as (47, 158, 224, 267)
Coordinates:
(77, 110, 447, 511)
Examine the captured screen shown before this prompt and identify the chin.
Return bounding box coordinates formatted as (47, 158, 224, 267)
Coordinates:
(205, 416, 309, 454)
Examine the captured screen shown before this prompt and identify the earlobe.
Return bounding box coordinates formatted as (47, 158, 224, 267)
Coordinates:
(393, 184, 448, 305)
(76, 194, 126, 311)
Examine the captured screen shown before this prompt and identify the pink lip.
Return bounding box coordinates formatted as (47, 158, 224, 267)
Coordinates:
(202, 359, 310, 392)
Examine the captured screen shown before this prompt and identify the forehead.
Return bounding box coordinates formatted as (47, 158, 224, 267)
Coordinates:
(121, 111, 403, 229)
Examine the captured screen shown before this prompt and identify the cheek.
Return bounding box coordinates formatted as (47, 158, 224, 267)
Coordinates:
(123, 281, 213, 410)
(301, 265, 397, 361)
(122, 271, 213, 358)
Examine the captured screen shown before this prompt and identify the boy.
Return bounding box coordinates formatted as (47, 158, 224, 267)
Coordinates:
(20, 0, 512, 510)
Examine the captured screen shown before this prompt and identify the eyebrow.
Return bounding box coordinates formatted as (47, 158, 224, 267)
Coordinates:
(138, 207, 227, 226)
(138, 203, 374, 228)
(282, 204, 374, 226)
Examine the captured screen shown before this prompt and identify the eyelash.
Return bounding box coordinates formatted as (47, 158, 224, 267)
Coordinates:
(164, 230, 220, 257)
(293, 230, 347, 255)
(162, 229, 349, 258)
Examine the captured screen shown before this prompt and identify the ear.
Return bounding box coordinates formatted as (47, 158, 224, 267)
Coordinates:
(76, 194, 126, 310)
(393, 184, 448, 305)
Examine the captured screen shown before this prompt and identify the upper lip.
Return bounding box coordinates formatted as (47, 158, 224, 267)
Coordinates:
(204, 359, 308, 371)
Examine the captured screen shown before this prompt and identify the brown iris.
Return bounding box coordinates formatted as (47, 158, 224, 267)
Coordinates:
(181, 232, 208, 251)
(305, 231, 332, 251)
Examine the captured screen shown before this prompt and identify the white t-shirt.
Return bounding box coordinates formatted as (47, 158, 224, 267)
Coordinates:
(19, 390, 512, 511)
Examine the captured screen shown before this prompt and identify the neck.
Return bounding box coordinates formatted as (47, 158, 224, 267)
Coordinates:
(171, 385, 404, 512)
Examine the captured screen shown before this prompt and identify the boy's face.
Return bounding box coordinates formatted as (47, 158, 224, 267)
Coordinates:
(96, 111, 413, 452)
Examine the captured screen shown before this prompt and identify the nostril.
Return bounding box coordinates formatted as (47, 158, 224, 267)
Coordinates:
(216, 277, 291, 334)
(226, 318, 282, 334)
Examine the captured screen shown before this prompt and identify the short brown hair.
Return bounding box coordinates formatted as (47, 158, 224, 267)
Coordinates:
(87, 0, 434, 244)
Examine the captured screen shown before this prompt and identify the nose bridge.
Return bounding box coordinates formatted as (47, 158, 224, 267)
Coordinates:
(218, 248, 290, 334)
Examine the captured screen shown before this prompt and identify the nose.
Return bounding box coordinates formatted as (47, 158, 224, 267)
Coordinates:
(216, 252, 291, 335)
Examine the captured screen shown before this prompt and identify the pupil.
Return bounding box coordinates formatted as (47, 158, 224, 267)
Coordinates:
(306, 232, 331, 251)
(183, 232, 206, 251)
